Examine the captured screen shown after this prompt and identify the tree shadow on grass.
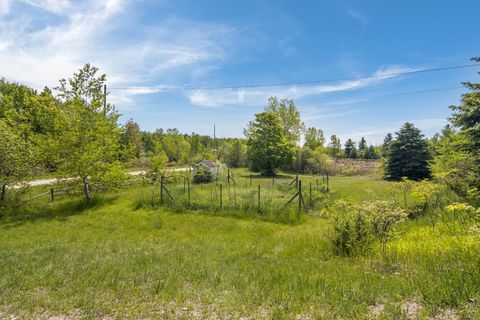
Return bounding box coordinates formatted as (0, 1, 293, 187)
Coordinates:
(0, 194, 118, 228)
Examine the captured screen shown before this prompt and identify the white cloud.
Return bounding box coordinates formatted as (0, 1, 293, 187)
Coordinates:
(0, 0, 236, 111)
(0, 0, 11, 15)
(187, 66, 414, 108)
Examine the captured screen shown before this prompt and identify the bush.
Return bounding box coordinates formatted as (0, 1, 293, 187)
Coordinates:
(193, 166, 214, 184)
(332, 200, 407, 256)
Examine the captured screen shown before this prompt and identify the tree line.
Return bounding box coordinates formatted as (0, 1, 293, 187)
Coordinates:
(1, 57, 479, 204)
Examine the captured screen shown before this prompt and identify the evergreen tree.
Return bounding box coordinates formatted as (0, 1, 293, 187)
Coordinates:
(358, 137, 367, 158)
(449, 56, 480, 189)
(381, 133, 393, 157)
(344, 139, 357, 158)
(386, 122, 432, 180)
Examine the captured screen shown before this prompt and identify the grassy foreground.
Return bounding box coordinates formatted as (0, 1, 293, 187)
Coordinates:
(0, 172, 479, 319)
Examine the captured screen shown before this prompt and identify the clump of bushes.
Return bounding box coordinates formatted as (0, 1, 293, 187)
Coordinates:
(332, 200, 407, 256)
(193, 166, 214, 184)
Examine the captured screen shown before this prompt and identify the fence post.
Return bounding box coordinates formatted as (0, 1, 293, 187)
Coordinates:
(250, 174, 252, 186)
(160, 176, 164, 203)
(272, 175, 275, 186)
(219, 184, 223, 210)
(183, 176, 186, 193)
(50, 188, 54, 202)
(326, 173, 330, 192)
(188, 180, 191, 206)
(298, 180, 302, 212)
(257, 185, 261, 213)
(309, 182, 312, 208)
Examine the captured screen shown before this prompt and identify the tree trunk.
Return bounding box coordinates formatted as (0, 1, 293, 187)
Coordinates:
(82, 178, 91, 203)
(0, 184, 6, 201)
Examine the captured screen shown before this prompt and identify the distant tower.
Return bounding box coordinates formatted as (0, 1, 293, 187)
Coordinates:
(214, 124, 217, 159)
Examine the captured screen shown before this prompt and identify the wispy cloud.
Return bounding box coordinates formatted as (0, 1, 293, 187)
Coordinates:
(186, 66, 414, 108)
(0, 0, 237, 110)
(346, 7, 368, 26)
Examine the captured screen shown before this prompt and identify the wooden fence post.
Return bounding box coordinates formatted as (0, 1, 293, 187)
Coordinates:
(298, 180, 302, 212)
(50, 188, 54, 202)
(219, 184, 223, 210)
(160, 176, 164, 203)
(309, 182, 312, 208)
(296, 174, 299, 189)
(188, 180, 191, 206)
(257, 185, 261, 213)
(250, 174, 252, 186)
(272, 175, 275, 186)
(326, 173, 330, 192)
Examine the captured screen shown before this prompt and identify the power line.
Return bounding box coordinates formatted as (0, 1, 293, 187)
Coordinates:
(109, 63, 479, 92)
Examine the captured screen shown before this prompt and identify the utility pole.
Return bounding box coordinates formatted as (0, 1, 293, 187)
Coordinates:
(103, 84, 107, 115)
(213, 123, 217, 160)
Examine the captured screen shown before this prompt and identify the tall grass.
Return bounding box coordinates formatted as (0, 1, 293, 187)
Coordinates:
(0, 172, 478, 319)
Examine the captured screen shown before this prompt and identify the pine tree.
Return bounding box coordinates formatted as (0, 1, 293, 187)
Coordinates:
(449, 56, 480, 189)
(386, 122, 432, 180)
(381, 133, 393, 157)
(344, 139, 357, 158)
(358, 137, 367, 158)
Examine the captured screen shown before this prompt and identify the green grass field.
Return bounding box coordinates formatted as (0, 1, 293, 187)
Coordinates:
(0, 171, 479, 319)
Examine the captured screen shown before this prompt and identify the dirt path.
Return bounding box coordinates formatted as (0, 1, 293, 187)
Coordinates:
(13, 167, 192, 189)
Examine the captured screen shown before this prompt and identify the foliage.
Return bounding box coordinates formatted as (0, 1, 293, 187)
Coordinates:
(226, 140, 245, 167)
(146, 152, 169, 182)
(386, 122, 432, 180)
(193, 165, 214, 184)
(448, 57, 480, 193)
(264, 97, 304, 144)
(327, 134, 342, 157)
(344, 139, 357, 158)
(381, 133, 393, 157)
(245, 111, 295, 176)
(304, 127, 325, 150)
(55, 64, 126, 202)
(0, 120, 33, 205)
(332, 200, 407, 256)
(120, 119, 143, 160)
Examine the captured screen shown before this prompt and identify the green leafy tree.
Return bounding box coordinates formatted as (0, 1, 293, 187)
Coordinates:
(265, 97, 304, 144)
(55, 64, 126, 202)
(226, 140, 245, 167)
(344, 139, 357, 158)
(304, 127, 325, 150)
(328, 135, 342, 157)
(385, 122, 432, 180)
(245, 111, 295, 176)
(0, 120, 33, 203)
(120, 119, 143, 160)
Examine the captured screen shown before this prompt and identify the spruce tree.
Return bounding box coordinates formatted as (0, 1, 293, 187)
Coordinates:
(386, 122, 432, 180)
(344, 139, 357, 158)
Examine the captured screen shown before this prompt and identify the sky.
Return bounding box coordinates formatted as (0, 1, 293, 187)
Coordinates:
(1, 0, 479, 144)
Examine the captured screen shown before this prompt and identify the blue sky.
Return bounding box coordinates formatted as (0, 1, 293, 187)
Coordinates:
(1, 0, 479, 144)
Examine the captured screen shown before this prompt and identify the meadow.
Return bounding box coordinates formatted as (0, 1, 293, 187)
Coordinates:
(0, 170, 479, 319)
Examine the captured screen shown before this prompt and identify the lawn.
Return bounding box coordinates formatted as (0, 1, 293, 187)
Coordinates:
(0, 171, 479, 319)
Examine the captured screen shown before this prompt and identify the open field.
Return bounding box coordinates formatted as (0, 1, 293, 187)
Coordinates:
(0, 171, 479, 319)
